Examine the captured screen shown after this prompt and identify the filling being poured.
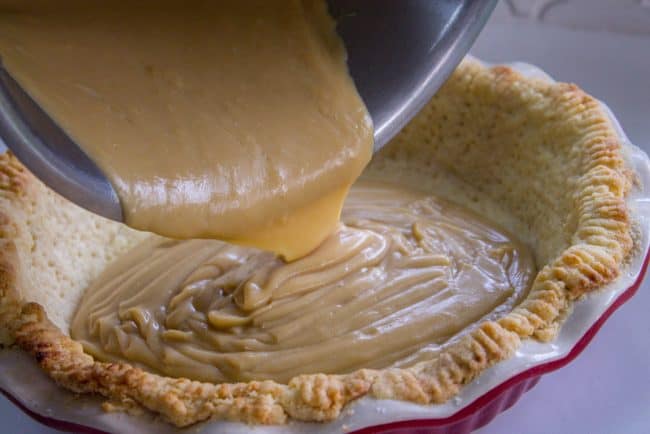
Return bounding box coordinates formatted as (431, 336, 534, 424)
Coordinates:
(1, 1, 537, 383)
(0, 0, 373, 259)
(71, 179, 536, 383)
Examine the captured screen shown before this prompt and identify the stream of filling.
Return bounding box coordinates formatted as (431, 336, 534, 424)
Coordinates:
(0, 0, 373, 259)
(71, 180, 536, 383)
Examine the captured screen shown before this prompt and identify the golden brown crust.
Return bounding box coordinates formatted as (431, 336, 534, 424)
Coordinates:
(0, 152, 28, 344)
(0, 59, 635, 426)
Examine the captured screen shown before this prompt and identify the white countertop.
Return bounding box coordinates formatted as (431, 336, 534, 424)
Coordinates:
(1, 5, 649, 434)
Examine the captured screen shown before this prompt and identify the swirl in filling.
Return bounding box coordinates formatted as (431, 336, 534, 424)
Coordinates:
(71, 180, 535, 382)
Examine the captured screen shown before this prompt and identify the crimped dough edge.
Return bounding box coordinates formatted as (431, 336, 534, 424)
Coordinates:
(0, 59, 634, 427)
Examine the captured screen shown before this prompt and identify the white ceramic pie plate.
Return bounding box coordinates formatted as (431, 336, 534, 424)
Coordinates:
(1, 59, 649, 434)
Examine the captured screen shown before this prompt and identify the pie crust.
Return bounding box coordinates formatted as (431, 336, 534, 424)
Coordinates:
(0, 59, 634, 427)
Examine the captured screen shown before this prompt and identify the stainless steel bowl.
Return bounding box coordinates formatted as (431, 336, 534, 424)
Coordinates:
(0, 0, 497, 222)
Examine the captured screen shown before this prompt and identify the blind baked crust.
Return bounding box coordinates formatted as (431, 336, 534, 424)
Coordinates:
(0, 59, 634, 426)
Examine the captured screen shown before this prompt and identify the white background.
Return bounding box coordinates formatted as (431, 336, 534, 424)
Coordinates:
(1, 1, 649, 433)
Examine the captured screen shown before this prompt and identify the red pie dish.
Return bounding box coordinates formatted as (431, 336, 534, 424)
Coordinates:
(0, 58, 648, 434)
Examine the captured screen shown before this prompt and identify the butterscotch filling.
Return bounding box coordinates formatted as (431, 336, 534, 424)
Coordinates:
(71, 179, 536, 383)
(0, 0, 372, 260)
(2, 0, 538, 386)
